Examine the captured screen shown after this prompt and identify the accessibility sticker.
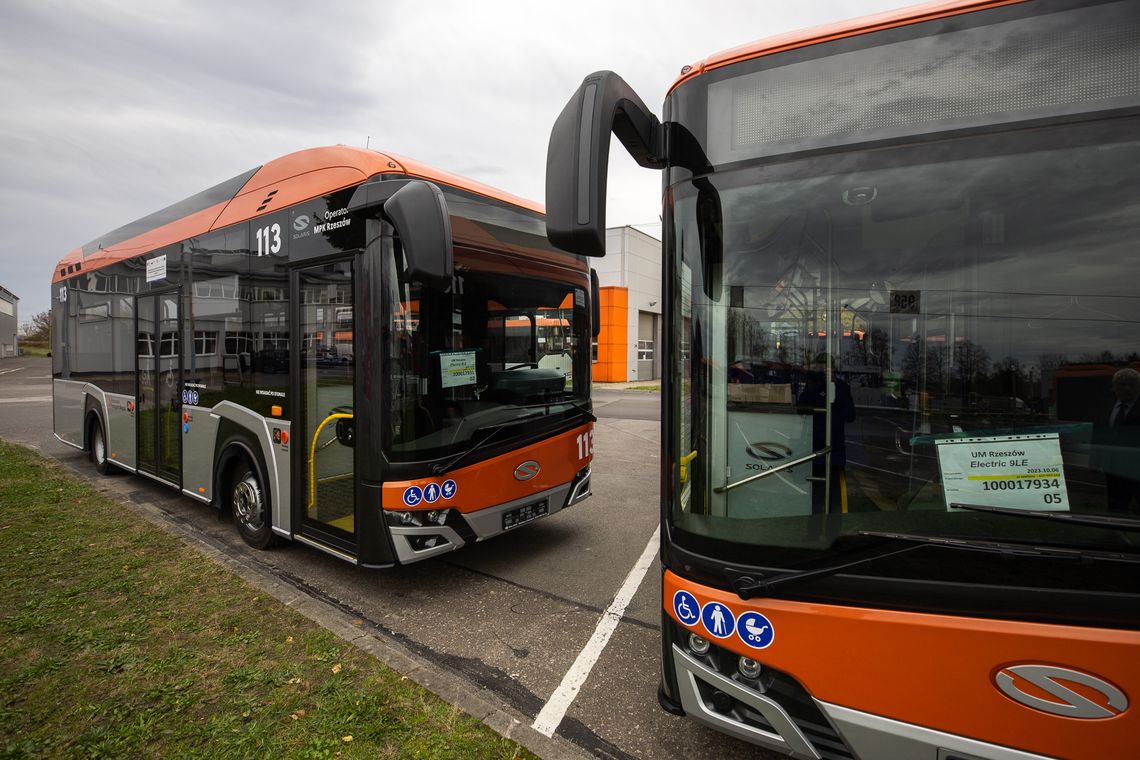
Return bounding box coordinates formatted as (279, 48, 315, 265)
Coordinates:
(423, 482, 441, 503)
(673, 590, 700, 627)
(701, 601, 736, 640)
(402, 486, 424, 507)
(736, 611, 775, 649)
(442, 479, 457, 499)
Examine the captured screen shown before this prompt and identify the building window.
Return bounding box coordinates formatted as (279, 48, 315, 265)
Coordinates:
(192, 331, 216, 356)
(160, 331, 181, 358)
(637, 339, 654, 361)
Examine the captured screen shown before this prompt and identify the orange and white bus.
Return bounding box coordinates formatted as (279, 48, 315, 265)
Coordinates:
(52, 146, 595, 566)
(545, 1, 1139, 757)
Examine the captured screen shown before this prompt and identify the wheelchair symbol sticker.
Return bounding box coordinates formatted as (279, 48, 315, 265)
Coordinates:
(672, 590, 700, 627)
(736, 611, 775, 649)
(402, 486, 423, 507)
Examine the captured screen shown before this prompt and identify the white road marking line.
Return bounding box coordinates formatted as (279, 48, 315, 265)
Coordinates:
(532, 526, 660, 737)
(0, 367, 26, 376)
(0, 396, 52, 403)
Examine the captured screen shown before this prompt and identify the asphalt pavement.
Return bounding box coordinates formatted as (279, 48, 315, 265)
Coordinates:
(0, 357, 776, 760)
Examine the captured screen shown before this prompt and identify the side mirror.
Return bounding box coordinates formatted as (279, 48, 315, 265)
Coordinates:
(590, 269, 601, 339)
(546, 71, 664, 257)
(348, 179, 453, 291)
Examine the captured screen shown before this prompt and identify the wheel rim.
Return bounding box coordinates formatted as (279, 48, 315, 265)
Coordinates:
(93, 426, 106, 465)
(233, 473, 264, 531)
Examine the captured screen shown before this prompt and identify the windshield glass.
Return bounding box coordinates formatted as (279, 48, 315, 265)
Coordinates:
(670, 119, 1140, 569)
(382, 198, 589, 463)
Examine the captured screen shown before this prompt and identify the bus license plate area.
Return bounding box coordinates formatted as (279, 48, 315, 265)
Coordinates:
(503, 499, 548, 531)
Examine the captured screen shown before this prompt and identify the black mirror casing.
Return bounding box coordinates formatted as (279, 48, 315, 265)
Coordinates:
(348, 178, 453, 291)
(546, 71, 664, 257)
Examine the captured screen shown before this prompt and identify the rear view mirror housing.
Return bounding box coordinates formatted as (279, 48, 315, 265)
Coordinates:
(546, 71, 664, 257)
(349, 178, 453, 290)
(590, 269, 601, 339)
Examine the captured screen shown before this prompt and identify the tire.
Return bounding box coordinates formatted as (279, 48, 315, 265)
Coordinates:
(230, 458, 274, 549)
(89, 416, 113, 476)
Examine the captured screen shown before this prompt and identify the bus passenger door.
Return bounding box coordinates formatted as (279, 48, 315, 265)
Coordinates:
(135, 291, 182, 484)
(295, 260, 357, 553)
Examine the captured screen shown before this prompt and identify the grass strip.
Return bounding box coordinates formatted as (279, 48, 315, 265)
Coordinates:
(0, 441, 535, 760)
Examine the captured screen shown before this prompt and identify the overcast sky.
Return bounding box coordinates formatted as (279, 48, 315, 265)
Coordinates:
(0, 0, 912, 322)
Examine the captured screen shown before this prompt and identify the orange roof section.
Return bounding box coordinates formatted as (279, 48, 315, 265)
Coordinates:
(53, 145, 544, 283)
(668, 0, 1027, 94)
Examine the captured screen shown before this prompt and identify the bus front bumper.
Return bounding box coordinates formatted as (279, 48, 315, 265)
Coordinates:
(388, 467, 591, 564)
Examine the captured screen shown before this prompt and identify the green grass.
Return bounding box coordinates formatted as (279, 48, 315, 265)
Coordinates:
(16, 344, 49, 357)
(0, 441, 535, 760)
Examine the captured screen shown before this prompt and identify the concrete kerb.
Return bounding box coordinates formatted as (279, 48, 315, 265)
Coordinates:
(59, 459, 594, 760)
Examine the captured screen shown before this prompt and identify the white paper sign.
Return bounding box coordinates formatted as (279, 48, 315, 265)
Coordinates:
(146, 254, 167, 283)
(936, 433, 1070, 511)
(439, 350, 477, 389)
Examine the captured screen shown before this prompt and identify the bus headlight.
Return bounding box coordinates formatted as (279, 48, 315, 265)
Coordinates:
(738, 657, 762, 679)
(688, 633, 710, 655)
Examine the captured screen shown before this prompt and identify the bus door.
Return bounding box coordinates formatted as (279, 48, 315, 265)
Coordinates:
(295, 260, 357, 552)
(135, 290, 182, 484)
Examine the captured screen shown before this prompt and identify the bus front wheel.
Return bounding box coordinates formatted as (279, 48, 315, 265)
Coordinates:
(230, 461, 274, 550)
(88, 416, 112, 476)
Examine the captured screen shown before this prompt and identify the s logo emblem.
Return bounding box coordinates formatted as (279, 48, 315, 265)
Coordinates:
(995, 664, 1127, 719)
(514, 461, 540, 481)
(293, 215, 310, 232)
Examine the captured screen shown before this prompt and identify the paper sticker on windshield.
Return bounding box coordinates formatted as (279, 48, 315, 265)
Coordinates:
(936, 433, 1069, 512)
(438, 350, 477, 389)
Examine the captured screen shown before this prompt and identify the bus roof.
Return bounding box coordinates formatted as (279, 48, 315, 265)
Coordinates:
(667, 0, 1026, 94)
(53, 145, 544, 283)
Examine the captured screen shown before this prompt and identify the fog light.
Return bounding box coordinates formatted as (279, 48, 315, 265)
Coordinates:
(400, 511, 416, 525)
(688, 633, 710, 655)
(738, 657, 762, 679)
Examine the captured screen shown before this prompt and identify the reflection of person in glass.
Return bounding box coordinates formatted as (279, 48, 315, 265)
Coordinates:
(1093, 368, 1140, 514)
(800, 358, 857, 513)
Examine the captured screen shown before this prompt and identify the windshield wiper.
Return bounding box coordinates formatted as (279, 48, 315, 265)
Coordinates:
(951, 503, 1140, 532)
(430, 413, 541, 475)
(858, 530, 1140, 564)
(732, 541, 926, 599)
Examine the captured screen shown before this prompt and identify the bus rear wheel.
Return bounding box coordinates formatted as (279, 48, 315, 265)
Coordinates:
(89, 417, 112, 476)
(231, 462, 274, 549)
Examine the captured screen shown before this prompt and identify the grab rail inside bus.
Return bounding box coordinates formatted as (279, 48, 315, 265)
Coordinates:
(714, 446, 831, 494)
(308, 412, 354, 509)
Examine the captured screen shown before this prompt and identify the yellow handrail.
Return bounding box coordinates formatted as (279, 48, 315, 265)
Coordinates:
(308, 413, 354, 509)
(680, 450, 698, 484)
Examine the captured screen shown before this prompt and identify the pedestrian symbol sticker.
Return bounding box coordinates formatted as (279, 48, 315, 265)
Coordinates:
(701, 601, 736, 639)
(424, 482, 441, 503)
(673, 590, 700, 627)
(441, 479, 457, 499)
(402, 486, 423, 507)
(736, 611, 775, 649)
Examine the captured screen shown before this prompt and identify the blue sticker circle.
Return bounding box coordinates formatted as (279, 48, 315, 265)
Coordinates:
(423, 482, 441, 503)
(441, 479, 457, 500)
(672, 590, 701, 627)
(701, 601, 736, 639)
(402, 486, 424, 507)
(736, 611, 775, 649)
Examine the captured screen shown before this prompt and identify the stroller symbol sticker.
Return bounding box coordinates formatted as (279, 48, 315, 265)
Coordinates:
(736, 611, 775, 649)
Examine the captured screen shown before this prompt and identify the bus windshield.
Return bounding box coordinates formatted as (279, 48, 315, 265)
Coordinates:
(383, 201, 590, 463)
(671, 119, 1140, 570)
